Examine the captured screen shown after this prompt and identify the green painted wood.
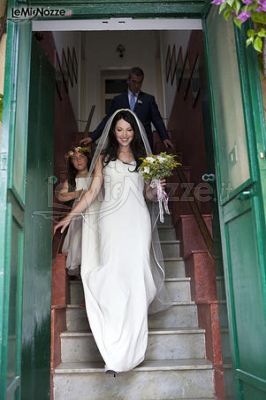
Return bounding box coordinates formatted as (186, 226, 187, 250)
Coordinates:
(204, 6, 266, 400)
(240, 25, 266, 307)
(24, 1, 208, 18)
(21, 37, 54, 400)
(0, 1, 32, 398)
(9, 23, 31, 203)
(1, 4, 54, 400)
(2, 2, 265, 400)
(29, 0, 206, 3)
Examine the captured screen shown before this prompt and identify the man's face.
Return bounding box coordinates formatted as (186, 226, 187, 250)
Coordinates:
(127, 73, 143, 95)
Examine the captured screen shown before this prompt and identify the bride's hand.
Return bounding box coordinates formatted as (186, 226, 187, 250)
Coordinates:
(53, 217, 71, 235)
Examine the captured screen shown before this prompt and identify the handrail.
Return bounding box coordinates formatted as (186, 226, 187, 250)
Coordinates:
(175, 166, 215, 259)
(83, 104, 96, 136)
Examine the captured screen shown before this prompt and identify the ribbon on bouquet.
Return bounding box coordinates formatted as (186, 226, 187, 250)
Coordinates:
(150, 179, 170, 223)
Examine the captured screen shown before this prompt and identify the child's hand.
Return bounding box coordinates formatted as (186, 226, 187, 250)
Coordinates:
(150, 178, 167, 200)
(159, 178, 166, 190)
(54, 218, 71, 235)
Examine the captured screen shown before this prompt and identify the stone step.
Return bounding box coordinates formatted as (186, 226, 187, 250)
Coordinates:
(66, 302, 198, 332)
(161, 240, 181, 258)
(164, 257, 186, 278)
(165, 278, 191, 302)
(158, 226, 176, 241)
(60, 328, 206, 363)
(158, 213, 173, 226)
(54, 359, 214, 400)
(148, 302, 198, 329)
(69, 277, 192, 304)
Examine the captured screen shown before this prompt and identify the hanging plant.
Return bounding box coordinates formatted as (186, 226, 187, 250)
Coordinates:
(212, 0, 266, 53)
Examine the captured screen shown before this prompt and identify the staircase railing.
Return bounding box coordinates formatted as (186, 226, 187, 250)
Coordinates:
(83, 104, 96, 137)
(175, 165, 215, 259)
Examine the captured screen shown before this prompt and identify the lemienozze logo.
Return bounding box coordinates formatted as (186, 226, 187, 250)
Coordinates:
(11, 7, 72, 19)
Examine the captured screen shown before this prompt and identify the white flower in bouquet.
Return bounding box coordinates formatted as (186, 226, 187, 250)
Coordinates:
(157, 156, 165, 163)
(146, 156, 155, 163)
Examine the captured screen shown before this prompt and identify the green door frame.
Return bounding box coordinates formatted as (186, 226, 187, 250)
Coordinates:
(0, 1, 32, 398)
(203, 7, 266, 399)
(1, 1, 266, 400)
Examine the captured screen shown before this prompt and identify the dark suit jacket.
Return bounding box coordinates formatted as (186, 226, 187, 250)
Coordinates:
(91, 91, 169, 148)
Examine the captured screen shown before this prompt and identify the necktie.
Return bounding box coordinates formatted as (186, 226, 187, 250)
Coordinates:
(129, 93, 136, 111)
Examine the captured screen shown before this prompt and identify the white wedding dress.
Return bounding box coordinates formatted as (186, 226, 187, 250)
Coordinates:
(81, 159, 157, 372)
(62, 176, 90, 276)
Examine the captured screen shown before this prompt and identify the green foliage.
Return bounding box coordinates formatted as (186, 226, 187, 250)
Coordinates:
(215, 0, 266, 53)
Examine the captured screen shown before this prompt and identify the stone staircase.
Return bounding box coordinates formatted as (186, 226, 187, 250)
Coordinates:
(53, 215, 215, 399)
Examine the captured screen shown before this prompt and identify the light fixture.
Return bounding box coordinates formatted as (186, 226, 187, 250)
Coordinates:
(116, 44, 125, 58)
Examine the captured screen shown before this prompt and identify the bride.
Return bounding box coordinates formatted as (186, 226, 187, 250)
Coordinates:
(54, 109, 169, 373)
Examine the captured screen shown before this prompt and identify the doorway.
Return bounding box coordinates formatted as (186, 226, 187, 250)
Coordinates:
(38, 25, 233, 399)
(1, 4, 266, 400)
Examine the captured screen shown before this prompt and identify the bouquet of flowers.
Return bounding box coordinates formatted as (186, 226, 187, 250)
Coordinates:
(139, 152, 181, 222)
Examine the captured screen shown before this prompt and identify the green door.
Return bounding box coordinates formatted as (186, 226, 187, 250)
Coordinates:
(0, 4, 54, 399)
(21, 38, 54, 400)
(204, 7, 266, 400)
(0, 12, 32, 400)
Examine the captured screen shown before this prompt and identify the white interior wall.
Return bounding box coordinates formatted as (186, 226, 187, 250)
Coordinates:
(52, 29, 191, 132)
(83, 30, 163, 132)
(159, 30, 191, 121)
(53, 31, 82, 127)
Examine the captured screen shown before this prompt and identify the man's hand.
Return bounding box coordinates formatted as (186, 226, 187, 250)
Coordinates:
(80, 136, 93, 146)
(163, 138, 175, 150)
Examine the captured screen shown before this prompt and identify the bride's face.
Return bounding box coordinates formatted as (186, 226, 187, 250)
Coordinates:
(115, 118, 134, 148)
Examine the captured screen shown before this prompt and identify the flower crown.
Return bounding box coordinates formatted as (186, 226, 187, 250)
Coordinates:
(66, 146, 91, 159)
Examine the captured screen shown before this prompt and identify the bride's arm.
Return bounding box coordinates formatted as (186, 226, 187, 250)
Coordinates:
(54, 157, 104, 234)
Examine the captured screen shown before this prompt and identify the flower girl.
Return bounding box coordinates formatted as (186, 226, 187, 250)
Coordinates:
(56, 146, 91, 277)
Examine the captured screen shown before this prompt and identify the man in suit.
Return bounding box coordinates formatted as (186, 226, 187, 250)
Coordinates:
(81, 67, 174, 150)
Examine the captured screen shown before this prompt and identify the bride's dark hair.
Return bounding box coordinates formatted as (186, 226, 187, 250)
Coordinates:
(103, 110, 146, 170)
